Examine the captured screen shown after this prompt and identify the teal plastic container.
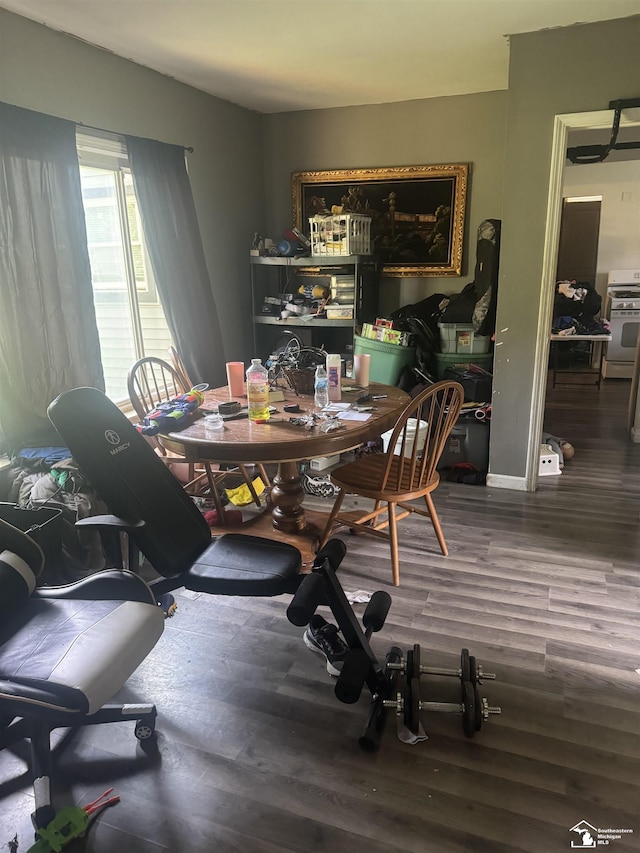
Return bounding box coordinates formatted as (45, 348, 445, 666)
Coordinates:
(353, 334, 416, 385)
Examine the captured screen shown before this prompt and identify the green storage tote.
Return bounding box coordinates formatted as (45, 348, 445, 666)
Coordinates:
(353, 334, 415, 385)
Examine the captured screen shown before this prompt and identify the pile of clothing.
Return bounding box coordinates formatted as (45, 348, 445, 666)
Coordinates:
(4, 446, 110, 580)
(552, 280, 609, 336)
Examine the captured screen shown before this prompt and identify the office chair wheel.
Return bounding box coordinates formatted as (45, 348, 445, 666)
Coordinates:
(135, 717, 156, 740)
(157, 592, 177, 618)
(461, 681, 476, 738)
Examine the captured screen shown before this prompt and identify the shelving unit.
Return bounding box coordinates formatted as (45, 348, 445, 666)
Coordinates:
(249, 254, 379, 362)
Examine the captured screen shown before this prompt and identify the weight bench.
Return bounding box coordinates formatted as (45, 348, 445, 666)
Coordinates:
(45, 388, 411, 749)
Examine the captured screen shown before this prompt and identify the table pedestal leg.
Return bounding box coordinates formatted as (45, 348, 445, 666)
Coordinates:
(271, 460, 306, 533)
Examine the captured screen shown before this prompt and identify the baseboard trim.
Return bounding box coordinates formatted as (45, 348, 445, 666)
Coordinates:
(486, 473, 529, 491)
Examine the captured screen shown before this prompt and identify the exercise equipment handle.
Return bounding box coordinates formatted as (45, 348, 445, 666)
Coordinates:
(286, 572, 325, 626)
(313, 538, 346, 572)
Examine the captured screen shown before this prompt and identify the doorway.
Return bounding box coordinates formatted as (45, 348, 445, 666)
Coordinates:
(555, 198, 601, 286)
(529, 106, 640, 489)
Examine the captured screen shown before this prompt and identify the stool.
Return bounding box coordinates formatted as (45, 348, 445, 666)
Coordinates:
(539, 444, 562, 476)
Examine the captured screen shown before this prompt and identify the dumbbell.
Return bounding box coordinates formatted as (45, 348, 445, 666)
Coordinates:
(382, 677, 501, 737)
(387, 645, 497, 683)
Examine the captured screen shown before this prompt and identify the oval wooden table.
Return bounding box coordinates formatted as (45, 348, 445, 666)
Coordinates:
(158, 381, 409, 564)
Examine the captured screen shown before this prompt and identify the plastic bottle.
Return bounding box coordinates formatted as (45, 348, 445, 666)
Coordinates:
(314, 364, 329, 409)
(246, 358, 270, 422)
(326, 353, 342, 401)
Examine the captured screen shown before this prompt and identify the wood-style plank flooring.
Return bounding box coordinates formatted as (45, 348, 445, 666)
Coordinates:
(2, 376, 639, 851)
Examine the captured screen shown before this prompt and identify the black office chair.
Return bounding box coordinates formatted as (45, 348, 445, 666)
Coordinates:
(0, 516, 164, 830)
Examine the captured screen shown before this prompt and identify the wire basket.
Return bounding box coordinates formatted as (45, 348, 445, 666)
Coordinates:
(283, 367, 316, 396)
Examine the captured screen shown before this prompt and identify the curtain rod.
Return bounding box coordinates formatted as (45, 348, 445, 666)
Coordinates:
(77, 120, 194, 153)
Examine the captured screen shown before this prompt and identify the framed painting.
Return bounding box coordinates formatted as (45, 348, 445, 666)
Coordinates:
(292, 164, 469, 277)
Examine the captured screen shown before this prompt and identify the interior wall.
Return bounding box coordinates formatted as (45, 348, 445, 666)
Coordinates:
(262, 91, 508, 312)
(0, 8, 264, 363)
(563, 159, 640, 303)
(489, 15, 640, 484)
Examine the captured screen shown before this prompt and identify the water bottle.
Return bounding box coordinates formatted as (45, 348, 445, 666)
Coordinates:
(246, 358, 270, 422)
(314, 364, 329, 409)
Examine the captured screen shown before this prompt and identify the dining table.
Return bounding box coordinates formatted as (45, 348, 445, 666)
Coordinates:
(157, 380, 409, 564)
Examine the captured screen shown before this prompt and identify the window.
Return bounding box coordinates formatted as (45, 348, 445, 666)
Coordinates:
(77, 131, 173, 405)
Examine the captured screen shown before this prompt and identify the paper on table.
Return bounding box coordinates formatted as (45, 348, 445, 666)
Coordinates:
(324, 402, 351, 411)
(339, 410, 371, 421)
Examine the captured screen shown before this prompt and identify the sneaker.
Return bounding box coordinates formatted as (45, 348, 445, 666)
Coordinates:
(303, 614, 348, 676)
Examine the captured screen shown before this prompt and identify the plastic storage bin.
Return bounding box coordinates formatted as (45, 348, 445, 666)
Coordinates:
(309, 214, 372, 256)
(382, 419, 428, 458)
(434, 352, 493, 381)
(354, 334, 416, 385)
(438, 323, 490, 354)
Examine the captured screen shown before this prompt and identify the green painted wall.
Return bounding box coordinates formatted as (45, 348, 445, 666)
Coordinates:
(491, 16, 640, 479)
(0, 8, 264, 363)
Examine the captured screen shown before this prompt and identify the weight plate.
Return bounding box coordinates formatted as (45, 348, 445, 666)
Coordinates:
(411, 643, 421, 680)
(469, 655, 478, 687)
(410, 677, 421, 733)
(403, 680, 413, 727)
(462, 681, 476, 738)
(406, 649, 414, 681)
(460, 648, 471, 684)
(473, 684, 483, 731)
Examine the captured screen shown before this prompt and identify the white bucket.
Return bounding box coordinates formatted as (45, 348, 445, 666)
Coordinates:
(382, 418, 428, 457)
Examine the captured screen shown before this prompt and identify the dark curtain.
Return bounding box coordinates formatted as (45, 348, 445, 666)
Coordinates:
(126, 136, 225, 387)
(0, 102, 104, 450)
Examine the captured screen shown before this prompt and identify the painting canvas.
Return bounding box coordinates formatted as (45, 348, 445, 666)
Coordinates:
(292, 164, 468, 276)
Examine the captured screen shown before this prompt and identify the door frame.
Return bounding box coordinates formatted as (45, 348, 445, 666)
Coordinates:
(528, 107, 640, 491)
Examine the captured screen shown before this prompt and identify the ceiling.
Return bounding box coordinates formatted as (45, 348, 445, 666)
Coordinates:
(1, 0, 639, 113)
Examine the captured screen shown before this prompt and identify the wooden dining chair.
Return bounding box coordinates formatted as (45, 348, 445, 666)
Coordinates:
(167, 344, 191, 390)
(127, 356, 227, 516)
(167, 345, 271, 495)
(128, 356, 268, 515)
(318, 380, 464, 586)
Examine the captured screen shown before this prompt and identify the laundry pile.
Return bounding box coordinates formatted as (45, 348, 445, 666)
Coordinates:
(552, 280, 609, 336)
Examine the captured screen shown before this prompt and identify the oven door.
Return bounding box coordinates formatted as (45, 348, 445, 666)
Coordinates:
(608, 309, 640, 362)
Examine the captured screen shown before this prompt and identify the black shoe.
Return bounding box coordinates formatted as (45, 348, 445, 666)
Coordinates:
(303, 614, 348, 676)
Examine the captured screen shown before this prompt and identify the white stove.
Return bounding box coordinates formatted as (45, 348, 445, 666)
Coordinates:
(602, 269, 640, 379)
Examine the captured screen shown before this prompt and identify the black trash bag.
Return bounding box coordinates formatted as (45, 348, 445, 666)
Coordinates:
(390, 294, 449, 381)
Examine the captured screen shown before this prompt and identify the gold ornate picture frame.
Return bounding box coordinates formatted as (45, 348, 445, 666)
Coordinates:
(292, 164, 468, 277)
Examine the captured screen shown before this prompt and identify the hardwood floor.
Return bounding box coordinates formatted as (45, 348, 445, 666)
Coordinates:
(2, 376, 639, 852)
